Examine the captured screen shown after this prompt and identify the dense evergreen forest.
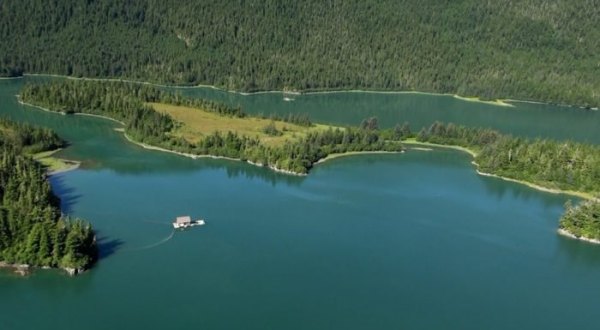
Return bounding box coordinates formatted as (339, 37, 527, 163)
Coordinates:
(416, 122, 600, 196)
(0, 117, 65, 153)
(560, 200, 600, 241)
(0, 119, 96, 274)
(20, 81, 404, 174)
(2, 1, 599, 107)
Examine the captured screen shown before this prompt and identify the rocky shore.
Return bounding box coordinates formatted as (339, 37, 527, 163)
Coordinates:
(0, 261, 86, 276)
(557, 228, 600, 245)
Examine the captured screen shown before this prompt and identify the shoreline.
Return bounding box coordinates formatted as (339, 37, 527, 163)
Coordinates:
(20, 73, 594, 110)
(0, 261, 84, 276)
(402, 139, 597, 201)
(18, 98, 126, 126)
(503, 98, 598, 111)
(73, 112, 125, 125)
(24, 73, 201, 89)
(557, 228, 600, 245)
(402, 140, 478, 157)
(122, 133, 401, 176)
(122, 133, 307, 176)
(314, 150, 404, 165)
(0, 262, 32, 276)
(17, 98, 65, 115)
(452, 95, 514, 107)
(410, 147, 433, 151)
(48, 159, 81, 175)
(475, 169, 596, 201)
(33, 148, 82, 175)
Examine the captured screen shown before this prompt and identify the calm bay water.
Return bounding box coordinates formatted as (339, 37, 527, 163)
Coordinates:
(1, 77, 600, 329)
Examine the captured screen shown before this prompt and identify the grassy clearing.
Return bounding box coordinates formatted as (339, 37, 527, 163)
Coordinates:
(150, 102, 335, 147)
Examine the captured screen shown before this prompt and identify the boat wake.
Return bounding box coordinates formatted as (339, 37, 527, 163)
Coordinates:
(125, 229, 175, 252)
(141, 220, 171, 226)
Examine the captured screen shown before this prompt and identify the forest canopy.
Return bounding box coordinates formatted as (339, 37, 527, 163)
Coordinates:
(560, 200, 600, 241)
(1, 0, 599, 107)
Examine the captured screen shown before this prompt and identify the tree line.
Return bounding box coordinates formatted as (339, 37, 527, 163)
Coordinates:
(416, 121, 600, 195)
(0, 119, 96, 272)
(2, 0, 600, 107)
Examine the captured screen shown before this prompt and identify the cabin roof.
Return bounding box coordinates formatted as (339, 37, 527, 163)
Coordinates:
(176, 216, 192, 224)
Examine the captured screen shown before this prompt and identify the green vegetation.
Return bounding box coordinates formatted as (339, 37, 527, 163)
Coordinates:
(149, 102, 326, 148)
(0, 119, 96, 273)
(262, 122, 282, 137)
(2, 1, 600, 107)
(0, 118, 64, 153)
(415, 122, 600, 197)
(21, 81, 404, 174)
(560, 200, 600, 242)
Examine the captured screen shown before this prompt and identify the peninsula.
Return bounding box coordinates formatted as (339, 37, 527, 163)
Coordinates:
(0, 118, 96, 275)
(20, 80, 405, 175)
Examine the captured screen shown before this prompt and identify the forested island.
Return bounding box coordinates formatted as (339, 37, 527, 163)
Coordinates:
(20, 80, 405, 175)
(412, 121, 600, 243)
(2, 1, 600, 108)
(0, 118, 96, 275)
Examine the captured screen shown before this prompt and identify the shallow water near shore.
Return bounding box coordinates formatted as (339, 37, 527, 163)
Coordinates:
(1, 77, 600, 329)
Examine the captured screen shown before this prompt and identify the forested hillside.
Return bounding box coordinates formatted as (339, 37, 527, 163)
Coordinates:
(0, 119, 96, 274)
(1, 1, 599, 107)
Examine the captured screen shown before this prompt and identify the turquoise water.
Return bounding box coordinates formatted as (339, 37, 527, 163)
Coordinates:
(1, 77, 600, 329)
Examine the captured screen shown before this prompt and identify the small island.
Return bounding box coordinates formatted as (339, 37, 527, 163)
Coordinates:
(20, 80, 405, 175)
(0, 118, 96, 276)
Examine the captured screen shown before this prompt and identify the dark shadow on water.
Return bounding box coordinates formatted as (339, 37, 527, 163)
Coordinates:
(556, 234, 600, 267)
(95, 233, 125, 260)
(77, 151, 307, 187)
(48, 173, 82, 214)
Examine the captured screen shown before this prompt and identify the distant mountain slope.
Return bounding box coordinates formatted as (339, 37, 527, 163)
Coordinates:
(1, 0, 599, 107)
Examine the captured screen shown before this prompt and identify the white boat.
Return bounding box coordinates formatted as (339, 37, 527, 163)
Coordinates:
(173, 216, 205, 229)
(283, 97, 294, 102)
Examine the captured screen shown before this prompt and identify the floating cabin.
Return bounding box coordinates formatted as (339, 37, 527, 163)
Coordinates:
(173, 216, 205, 229)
